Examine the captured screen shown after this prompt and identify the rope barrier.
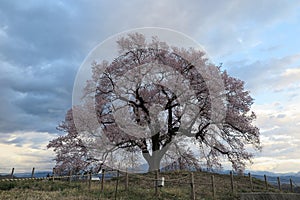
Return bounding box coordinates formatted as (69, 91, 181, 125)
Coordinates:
(124, 171, 191, 183)
(162, 175, 190, 182)
(0, 173, 94, 182)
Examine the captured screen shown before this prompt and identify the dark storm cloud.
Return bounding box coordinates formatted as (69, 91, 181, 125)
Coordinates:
(0, 55, 78, 133)
(0, 0, 300, 135)
(0, 1, 84, 133)
(0, 0, 156, 134)
(0, 1, 83, 65)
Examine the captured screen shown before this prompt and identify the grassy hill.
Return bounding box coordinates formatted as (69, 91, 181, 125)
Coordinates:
(0, 170, 298, 199)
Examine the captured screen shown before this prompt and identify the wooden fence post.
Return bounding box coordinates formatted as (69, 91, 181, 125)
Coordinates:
(101, 169, 105, 192)
(31, 167, 35, 178)
(211, 175, 216, 199)
(230, 171, 234, 194)
(69, 170, 72, 183)
(88, 171, 92, 191)
(190, 172, 195, 200)
(248, 172, 253, 192)
(11, 168, 15, 179)
(277, 177, 281, 192)
(125, 169, 128, 191)
(114, 170, 120, 200)
(155, 170, 159, 196)
(58, 168, 61, 180)
(290, 178, 293, 192)
(85, 171, 88, 185)
(264, 175, 268, 191)
(52, 168, 55, 181)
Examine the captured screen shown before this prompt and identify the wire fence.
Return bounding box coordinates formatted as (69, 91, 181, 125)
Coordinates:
(1, 167, 300, 199)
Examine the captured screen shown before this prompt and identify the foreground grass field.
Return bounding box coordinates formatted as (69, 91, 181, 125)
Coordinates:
(0, 171, 295, 200)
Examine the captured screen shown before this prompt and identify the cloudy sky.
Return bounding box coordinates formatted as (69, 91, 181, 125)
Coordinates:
(1, 0, 300, 173)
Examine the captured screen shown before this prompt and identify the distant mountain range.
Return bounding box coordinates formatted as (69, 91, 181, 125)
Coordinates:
(0, 170, 120, 180)
(0, 171, 52, 179)
(211, 169, 300, 185)
(244, 170, 300, 177)
(253, 174, 300, 185)
(245, 171, 300, 185)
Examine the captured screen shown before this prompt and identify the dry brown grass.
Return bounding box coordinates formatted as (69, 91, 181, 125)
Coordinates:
(0, 171, 287, 200)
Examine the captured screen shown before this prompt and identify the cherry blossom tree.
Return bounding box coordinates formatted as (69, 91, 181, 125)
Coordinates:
(48, 102, 141, 173)
(50, 32, 261, 172)
(47, 109, 90, 174)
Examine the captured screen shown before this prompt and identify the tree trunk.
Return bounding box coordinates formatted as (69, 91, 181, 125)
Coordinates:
(147, 157, 162, 172)
(142, 151, 163, 172)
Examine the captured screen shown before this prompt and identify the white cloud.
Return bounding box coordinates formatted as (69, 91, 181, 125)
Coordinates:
(0, 131, 57, 172)
(249, 157, 300, 173)
(248, 99, 300, 172)
(226, 54, 300, 95)
(275, 67, 300, 91)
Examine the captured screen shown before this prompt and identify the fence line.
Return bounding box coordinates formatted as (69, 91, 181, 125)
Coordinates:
(1, 167, 299, 199)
